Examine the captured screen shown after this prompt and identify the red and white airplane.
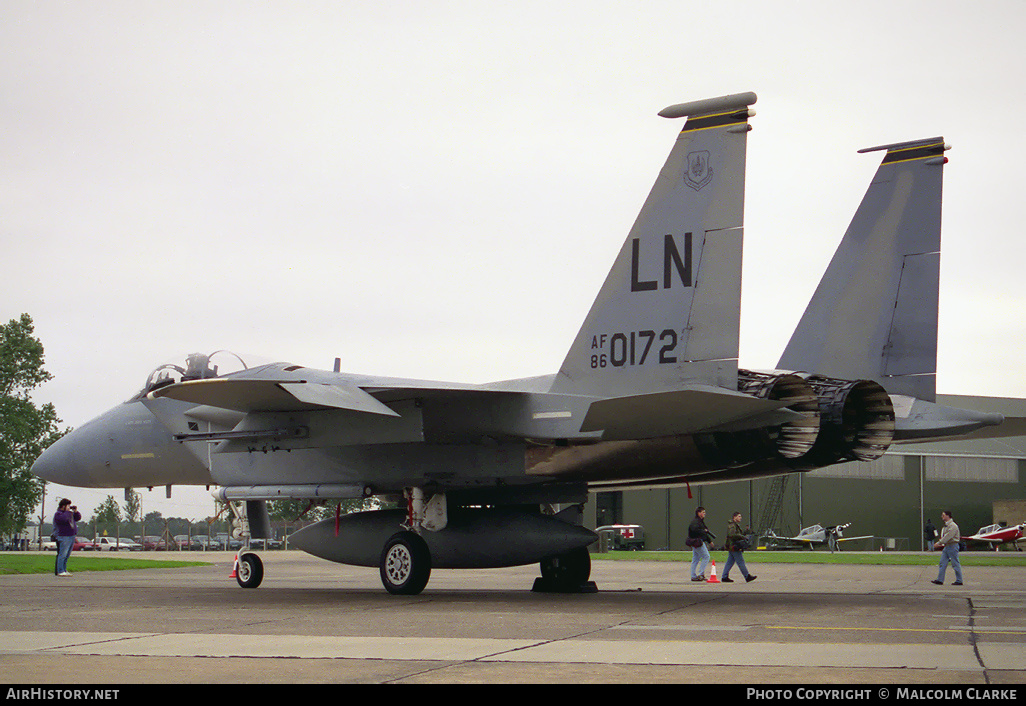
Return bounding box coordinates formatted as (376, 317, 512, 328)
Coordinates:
(964, 522, 1026, 551)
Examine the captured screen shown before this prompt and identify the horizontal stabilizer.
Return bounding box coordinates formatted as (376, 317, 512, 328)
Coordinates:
(580, 385, 791, 440)
(892, 395, 1006, 441)
(149, 378, 400, 416)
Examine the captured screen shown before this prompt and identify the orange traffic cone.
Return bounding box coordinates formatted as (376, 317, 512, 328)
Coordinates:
(229, 554, 238, 579)
(707, 560, 720, 584)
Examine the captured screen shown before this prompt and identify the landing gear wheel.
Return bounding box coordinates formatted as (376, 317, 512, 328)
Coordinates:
(236, 552, 263, 589)
(536, 546, 594, 592)
(380, 531, 431, 595)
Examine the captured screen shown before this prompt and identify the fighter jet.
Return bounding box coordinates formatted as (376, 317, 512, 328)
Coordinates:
(963, 522, 1026, 551)
(760, 523, 872, 553)
(31, 91, 1004, 595)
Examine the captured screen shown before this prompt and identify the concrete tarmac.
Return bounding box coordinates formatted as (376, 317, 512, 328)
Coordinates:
(1, 551, 1024, 684)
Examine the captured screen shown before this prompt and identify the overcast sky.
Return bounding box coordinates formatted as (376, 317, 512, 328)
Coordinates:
(4, 1, 1025, 523)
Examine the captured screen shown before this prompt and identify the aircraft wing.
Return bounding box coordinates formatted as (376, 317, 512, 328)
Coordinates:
(148, 377, 401, 416)
(965, 536, 1004, 544)
(148, 373, 800, 445)
(835, 535, 873, 542)
(965, 532, 1026, 545)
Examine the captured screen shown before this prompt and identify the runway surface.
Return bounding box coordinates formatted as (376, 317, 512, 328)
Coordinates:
(1, 551, 1024, 684)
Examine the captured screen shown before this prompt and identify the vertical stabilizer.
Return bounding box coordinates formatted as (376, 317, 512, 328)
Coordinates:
(551, 92, 756, 398)
(777, 138, 949, 401)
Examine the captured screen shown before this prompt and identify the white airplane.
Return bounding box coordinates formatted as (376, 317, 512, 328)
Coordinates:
(761, 523, 872, 552)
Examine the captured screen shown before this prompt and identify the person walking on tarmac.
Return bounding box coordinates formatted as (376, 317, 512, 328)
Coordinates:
(722, 511, 757, 583)
(687, 507, 715, 582)
(931, 510, 963, 586)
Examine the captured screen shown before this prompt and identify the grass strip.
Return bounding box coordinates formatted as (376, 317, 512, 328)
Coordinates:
(0, 554, 208, 575)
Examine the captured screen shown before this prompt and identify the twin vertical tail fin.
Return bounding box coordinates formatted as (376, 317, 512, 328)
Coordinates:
(777, 138, 1004, 441)
(777, 137, 950, 401)
(551, 92, 757, 398)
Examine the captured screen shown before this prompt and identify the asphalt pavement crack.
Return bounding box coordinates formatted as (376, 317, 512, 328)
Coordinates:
(966, 597, 990, 684)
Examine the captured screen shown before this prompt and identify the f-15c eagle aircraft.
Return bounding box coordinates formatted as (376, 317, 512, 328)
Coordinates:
(32, 91, 1005, 595)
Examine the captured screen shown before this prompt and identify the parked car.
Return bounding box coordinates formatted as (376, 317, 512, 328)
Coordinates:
(72, 536, 97, 551)
(214, 534, 242, 551)
(139, 536, 169, 551)
(190, 537, 220, 550)
(249, 538, 282, 550)
(94, 537, 141, 551)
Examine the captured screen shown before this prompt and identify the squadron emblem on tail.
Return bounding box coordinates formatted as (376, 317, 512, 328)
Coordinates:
(685, 151, 713, 190)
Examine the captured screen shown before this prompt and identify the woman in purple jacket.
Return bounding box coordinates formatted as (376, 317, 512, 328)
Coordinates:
(53, 499, 81, 577)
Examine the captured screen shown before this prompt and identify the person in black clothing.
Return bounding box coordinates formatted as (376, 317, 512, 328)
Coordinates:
(687, 507, 714, 581)
(924, 519, 937, 551)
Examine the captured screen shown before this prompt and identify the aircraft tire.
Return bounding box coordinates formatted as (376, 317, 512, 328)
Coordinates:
(236, 552, 263, 589)
(539, 546, 591, 590)
(380, 531, 431, 595)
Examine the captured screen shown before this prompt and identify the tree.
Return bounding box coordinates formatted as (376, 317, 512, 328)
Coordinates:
(0, 314, 65, 537)
(124, 489, 141, 535)
(125, 489, 141, 524)
(93, 495, 123, 535)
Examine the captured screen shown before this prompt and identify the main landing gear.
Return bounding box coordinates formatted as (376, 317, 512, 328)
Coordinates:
(380, 531, 431, 595)
(533, 546, 597, 593)
(376, 488, 440, 595)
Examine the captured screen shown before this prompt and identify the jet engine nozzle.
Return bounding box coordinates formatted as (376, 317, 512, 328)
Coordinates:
(737, 371, 821, 459)
(691, 371, 821, 470)
(795, 375, 896, 468)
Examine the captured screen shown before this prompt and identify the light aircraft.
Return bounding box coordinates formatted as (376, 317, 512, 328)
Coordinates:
(760, 523, 872, 553)
(963, 522, 1026, 551)
(32, 91, 1006, 595)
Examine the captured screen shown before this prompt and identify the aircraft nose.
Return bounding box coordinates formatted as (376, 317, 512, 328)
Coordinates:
(32, 429, 86, 486)
(31, 418, 108, 487)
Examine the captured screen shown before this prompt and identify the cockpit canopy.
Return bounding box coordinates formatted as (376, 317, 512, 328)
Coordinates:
(130, 351, 252, 400)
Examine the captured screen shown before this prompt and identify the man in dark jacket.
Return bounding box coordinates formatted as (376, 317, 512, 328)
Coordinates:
(53, 498, 81, 577)
(924, 519, 936, 552)
(722, 511, 757, 583)
(688, 507, 714, 581)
